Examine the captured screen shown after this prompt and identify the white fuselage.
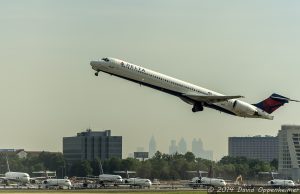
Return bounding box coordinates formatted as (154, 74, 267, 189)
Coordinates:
(43, 178, 72, 188)
(90, 58, 273, 120)
(267, 179, 295, 187)
(99, 174, 123, 183)
(3, 172, 30, 184)
(124, 178, 152, 187)
(190, 176, 226, 187)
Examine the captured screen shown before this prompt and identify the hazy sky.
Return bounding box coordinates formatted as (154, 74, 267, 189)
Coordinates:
(1, 1, 300, 160)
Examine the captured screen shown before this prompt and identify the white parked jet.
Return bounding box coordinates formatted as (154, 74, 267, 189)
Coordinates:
(90, 58, 299, 120)
(124, 178, 152, 188)
(0, 172, 30, 185)
(0, 156, 30, 185)
(78, 161, 123, 186)
(42, 178, 72, 189)
(189, 176, 226, 188)
(98, 161, 123, 186)
(187, 166, 226, 188)
(260, 172, 295, 187)
(114, 170, 152, 188)
(32, 170, 72, 188)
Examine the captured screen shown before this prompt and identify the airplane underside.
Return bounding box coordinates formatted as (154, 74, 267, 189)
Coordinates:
(97, 69, 238, 116)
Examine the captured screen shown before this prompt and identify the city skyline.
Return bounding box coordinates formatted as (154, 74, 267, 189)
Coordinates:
(1, 1, 300, 160)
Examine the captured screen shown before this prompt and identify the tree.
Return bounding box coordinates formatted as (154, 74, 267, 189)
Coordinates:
(69, 160, 92, 177)
(270, 159, 278, 170)
(184, 152, 195, 162)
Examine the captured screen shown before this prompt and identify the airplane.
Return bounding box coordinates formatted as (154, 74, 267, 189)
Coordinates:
(90, 57, 299, 120)
(42, 178, 72, 189)
(98, 161, 123, 186)
(114, 170, 152, 188)
(0, 156, 30, 185)
(187, 166, 226, 188)
(75, 161, 123, 187)
(259, 172, 295, 187)
(31, 170, 72, 189)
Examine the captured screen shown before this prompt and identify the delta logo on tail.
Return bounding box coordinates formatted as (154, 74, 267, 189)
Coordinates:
(253, 93, 300, 114)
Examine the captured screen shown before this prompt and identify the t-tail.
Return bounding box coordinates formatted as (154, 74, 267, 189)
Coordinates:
(253, 93, 299, 114)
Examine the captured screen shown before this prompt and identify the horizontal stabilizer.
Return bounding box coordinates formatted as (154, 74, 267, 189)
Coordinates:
(182, 94, 244, 103)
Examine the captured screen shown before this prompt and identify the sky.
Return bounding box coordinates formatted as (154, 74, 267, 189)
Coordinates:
(1, 0, 300, 160)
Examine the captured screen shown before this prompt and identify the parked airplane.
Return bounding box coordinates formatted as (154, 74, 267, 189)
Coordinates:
(90, 58, 299, 120)
(98, 162, 123, 186)
(114, 170, 152, 188)
(0, 156, 30, 185)
(32, 170, 72, 188)
(76, 161, 123, 186)
(259, 172, 295, 187)
(187, 166, 226, 188)
(42, 178, 72, 189)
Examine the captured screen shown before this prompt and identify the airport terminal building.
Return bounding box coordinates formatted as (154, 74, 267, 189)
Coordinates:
(228, 135, 278, 162)
(63, 129, 122, 163)
(278, 125, 300, 180)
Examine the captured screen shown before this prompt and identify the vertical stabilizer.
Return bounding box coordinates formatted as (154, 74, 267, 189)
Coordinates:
(5, 155, 10, 172)
(253, 93, 292, 114)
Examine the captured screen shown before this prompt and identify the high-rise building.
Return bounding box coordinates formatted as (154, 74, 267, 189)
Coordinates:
(192, 138, 202, 157)
(63, 129, 122, 163)
(228, 135, 278, 162)
(169, 140, 178, 154)
(149, 135, 157, 158)
(178, 138, 187, 154)
(278, 125, 300, 180)
(192, 138, 213, 160)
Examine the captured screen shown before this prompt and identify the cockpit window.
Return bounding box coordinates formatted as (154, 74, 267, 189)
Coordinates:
(102, 58, 110, 62)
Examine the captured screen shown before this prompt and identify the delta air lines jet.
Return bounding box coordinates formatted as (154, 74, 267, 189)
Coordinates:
(90, 58, 299, 120)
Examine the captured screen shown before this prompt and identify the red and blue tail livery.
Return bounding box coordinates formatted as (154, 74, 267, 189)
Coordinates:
(253, 93, 299, 114)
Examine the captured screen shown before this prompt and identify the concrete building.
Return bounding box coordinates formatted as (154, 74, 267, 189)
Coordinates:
(63, 129, 122, 163)
(228, 135, 278, 162)
(278, 125, 300, 180)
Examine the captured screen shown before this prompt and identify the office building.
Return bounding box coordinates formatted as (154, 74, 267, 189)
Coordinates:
(63, 129, 122, 163)
(228, 135, 278, 162)
(278, 125, 300, 180)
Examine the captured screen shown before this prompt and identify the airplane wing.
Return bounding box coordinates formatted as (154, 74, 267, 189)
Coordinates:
(182, 94, 244, 103)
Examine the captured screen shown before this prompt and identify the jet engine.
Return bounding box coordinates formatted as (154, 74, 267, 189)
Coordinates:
(233, 100, 257, 116)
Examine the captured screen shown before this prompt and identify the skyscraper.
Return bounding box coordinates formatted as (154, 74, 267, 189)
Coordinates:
(178, 138, 187, 154)
(192, 138, 203, 158)
(192, 138, 213, 160)
(169, 140, 178, 154)
(149, 135, 157, 158)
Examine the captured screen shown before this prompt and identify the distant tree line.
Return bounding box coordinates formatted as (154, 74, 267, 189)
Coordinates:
(0, 151, 278, 181)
